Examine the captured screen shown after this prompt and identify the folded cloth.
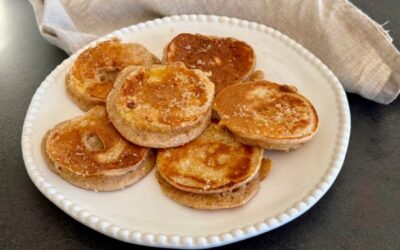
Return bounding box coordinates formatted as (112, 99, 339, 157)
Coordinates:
(30, 0, 400, 104)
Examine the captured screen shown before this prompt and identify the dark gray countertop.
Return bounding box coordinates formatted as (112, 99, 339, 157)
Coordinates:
(1, 0, 399, 249)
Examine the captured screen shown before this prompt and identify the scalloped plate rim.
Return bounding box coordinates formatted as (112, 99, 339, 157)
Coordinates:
(21, 14, 351, 249)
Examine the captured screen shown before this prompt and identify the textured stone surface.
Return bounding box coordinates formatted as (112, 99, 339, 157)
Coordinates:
(0, 0, 399, 249)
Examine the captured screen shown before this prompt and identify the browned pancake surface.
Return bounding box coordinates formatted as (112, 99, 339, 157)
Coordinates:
(164, 33, 255, 94)
(157, 124, 263, 193)
(214, 81, 319, 139)
(156, 170, 260, 209)
(45, 106, 148, 176)
(114, 63, 213, 130)
(69, 38, 159, 102)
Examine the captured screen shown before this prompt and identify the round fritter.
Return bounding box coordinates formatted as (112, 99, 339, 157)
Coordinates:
(43, 106, 153, 191)
(163, 33, 255, 94)
(157, 124, 263, 194)
(107, 63, 215, 148)
(66, 38, 160, 111)
(213, 81, 319, 150)
(156, 170, 260, 210)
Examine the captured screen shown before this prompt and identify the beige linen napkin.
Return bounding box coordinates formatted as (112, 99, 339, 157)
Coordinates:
(30, 0, 400, 104)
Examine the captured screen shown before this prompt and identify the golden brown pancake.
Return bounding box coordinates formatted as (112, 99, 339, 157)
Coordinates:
(156, 153, 272, 210)
(43, 106, 154, 191)
(157, 124, 263, 194)
(107, 63, 215, 148)
(66, 38, 160, 111)
(156, 170, 260, 210)
(163, 33, 255, 94)
(213, 81, 319, 151)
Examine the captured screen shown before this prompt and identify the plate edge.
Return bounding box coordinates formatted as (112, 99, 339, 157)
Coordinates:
(21, 14, 351, 249)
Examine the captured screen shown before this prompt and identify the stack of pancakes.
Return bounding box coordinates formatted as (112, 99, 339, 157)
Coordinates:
(156, 124, 271, 209)
(43, 34, 318, 209)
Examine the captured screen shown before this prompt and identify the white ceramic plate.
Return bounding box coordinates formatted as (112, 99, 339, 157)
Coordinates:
(21, 15, 350, 249)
